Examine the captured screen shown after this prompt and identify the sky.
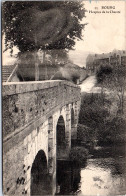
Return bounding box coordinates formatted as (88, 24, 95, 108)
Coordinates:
(2, 1, 126, 67)
(69, 0, 126, 67)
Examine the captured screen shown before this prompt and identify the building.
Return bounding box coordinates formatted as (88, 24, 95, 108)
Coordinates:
(86, 50, 126, 74)
(2, 64, 22, 82)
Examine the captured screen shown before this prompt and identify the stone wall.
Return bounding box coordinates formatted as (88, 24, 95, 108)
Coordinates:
(3, 80, 80, 145)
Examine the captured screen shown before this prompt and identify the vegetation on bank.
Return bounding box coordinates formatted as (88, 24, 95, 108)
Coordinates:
(78, 64, 126, 146)
(69, 147, 88, 167)
(96, 66, 113, 83)
(70, 64, 126, 163)
(77, 123, 96, 150)
(79, 92, 126, 146)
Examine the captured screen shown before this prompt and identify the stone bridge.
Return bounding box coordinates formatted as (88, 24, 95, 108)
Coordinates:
(2, 80, 81, 195)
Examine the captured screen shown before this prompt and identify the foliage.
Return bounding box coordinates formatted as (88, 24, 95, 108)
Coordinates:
(79, 93, 126, 146)
(96, 66, 113, 83)
(79, 93, 111, 131)
(101, 65, 126, 114)
(69, 147, 88, 167)
(79, 64, 126, 147)
(46, 49, 69, 65)
(2, 1, 86, 53)
(77, 124, 96, 149)
(98, 116, 126, 145)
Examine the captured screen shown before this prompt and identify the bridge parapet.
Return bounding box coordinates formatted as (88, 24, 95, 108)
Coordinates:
(3, 80, 80, 152)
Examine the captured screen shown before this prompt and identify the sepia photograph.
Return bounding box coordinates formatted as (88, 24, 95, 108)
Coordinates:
(2, 0, 126, 195)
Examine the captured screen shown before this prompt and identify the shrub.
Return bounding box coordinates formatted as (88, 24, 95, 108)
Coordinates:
(96, 66, 112, 83)
(98, 116, 126, 145)
(79, 93, 110, 131)
(79, 92, 126, 147)
(77, 124, 97, 150)
(69, 147, 88, 167)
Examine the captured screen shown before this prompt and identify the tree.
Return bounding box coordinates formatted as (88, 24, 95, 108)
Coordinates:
(2, 1, 86, 80)
(2, 1, 86, 53)
(102, 65, 126, 114)
(46, 49, 69, 65)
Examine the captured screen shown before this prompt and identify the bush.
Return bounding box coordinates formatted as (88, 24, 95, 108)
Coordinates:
(77, 124, 96, 150)
(69, 147, 88, 167)
(98, 116, 126, 145)
(96, 66, 112, 83)
(79, 93, 110, 131)
(79, 92, 126, 147)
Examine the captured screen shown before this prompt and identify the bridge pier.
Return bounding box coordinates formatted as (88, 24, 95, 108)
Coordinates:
(71, 101, 80, 142)
(48, 116, 57, 195)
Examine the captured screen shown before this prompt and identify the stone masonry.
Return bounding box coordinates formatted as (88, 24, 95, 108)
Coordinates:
(2, 80, 81, 195)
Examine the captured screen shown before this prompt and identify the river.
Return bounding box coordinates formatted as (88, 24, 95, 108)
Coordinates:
(56, 144, 126, 195)
(79, 75, 103, 94)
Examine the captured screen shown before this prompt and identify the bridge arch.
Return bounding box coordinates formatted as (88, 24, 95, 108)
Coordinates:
(56, 115, 66, 153)
(31, 150, 48, 195)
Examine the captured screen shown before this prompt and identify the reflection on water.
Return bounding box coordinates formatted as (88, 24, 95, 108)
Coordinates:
(56, 145, 126, 195)
(79, 157, 126, 196)
(56, 160, 82, 195)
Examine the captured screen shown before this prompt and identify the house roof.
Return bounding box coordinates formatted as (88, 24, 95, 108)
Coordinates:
(2, 65, 16, 82)
(86, 50, 126, 64)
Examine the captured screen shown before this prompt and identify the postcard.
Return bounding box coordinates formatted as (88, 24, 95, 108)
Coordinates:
(2, 1, 126, 195)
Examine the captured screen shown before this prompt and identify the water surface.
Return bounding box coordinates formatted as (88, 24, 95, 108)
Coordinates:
(56, 145, 126, 195)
